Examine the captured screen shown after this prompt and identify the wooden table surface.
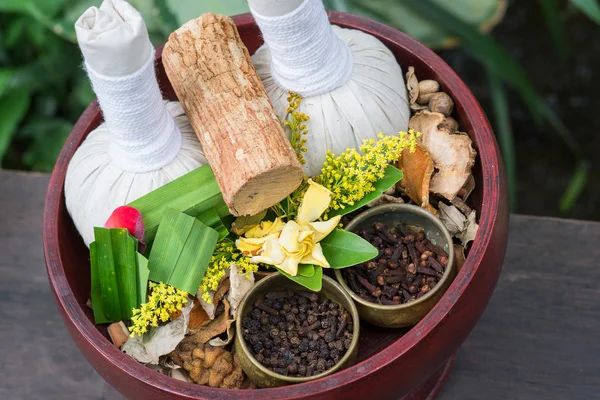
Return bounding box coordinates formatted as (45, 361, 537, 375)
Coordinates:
(1, 170, 599, 400)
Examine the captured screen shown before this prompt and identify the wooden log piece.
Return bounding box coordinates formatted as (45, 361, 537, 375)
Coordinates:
(162, 13, 304, 216)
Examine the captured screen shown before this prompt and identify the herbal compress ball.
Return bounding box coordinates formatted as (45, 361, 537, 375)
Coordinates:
(65, 0, 207, 245)
(249, 0, 411, 176)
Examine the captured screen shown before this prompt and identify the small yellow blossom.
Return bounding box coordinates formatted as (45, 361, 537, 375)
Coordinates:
(315, 130, 420, 218)
(285, 91, 310, 165)
(198, 240, 257, 304)
(129, 282, 189, 337)
(236, 180, 341, 276)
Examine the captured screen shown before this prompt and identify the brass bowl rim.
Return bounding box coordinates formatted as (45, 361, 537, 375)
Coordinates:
(334, 203, 455, 311)
(235, 274, 361, 384)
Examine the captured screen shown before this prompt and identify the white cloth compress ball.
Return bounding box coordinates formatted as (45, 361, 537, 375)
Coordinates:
(249, 0, 411, 177)
(65, 0, 207, 246)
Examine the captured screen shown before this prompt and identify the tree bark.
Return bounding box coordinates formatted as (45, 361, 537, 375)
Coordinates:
(162, 13, 304, 216)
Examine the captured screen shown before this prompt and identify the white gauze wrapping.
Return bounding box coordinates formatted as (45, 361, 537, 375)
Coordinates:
(65, 0, 206, 246)
(250, 0, 411, 177)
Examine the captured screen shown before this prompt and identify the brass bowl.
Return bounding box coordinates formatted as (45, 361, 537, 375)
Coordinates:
(334, 203, 456, 328)
(234, 274, 360, 387)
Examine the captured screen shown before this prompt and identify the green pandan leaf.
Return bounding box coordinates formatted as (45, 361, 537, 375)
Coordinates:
(196, 207, 228, 240)
(148, 208, 219, 294)
(321, 228, 378, 269)
(297, 264, 315, 277)
(136, 253, 149, 306)
(128, 165, 229, 244)
(90, 228, 141, 324)
(327, 164, 403, 218)
(277, 266, 323, 292)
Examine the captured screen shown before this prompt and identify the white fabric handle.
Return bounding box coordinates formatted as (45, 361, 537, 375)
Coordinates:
(249, 0, 353, 97)
(75, 0, 181, 172)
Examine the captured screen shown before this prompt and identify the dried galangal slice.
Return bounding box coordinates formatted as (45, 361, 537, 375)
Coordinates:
(408, 110, 477, 200)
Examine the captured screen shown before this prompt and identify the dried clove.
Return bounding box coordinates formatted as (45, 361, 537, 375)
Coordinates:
(343, 222, 448, 306)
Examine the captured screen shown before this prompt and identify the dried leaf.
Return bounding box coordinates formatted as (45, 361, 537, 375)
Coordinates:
(188, 297, 210, 329)
(406, 66, 419, 105)
(438, 203, 466, 236)
(406, 66, 428, 111)
(123, 299, 193, 364)
(460, 174, 476, 200)
(171, 369, 192, 383)
(208, 320, 235, 347)
(205, 265, 254, 347)
(409, 111, 477, 200)
(197, 274, 230, 320)
(227, 264, 254, 316)
(187, 299, 231, 344)
(398, 142, 434, 208)
(213, 278, 231, 307)
(458, 210, 479, 246)
(451, 196, 473, 216)
(231, 210, 267, 235)
(454, 245, 466, 272)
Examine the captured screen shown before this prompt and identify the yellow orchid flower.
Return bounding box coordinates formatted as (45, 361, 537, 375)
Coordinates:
(234, 180, 341, 276)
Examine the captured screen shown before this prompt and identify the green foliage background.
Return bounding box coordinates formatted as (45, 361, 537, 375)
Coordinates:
(1, 0, 598, 211)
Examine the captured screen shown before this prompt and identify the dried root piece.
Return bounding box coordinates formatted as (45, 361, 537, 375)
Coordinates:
(171, 341, 245, 388)
(409, 110, 477, 200)
(398, 142, 434, 209)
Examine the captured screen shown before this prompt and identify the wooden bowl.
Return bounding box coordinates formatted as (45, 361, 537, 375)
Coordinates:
(43, 12, 509, 400)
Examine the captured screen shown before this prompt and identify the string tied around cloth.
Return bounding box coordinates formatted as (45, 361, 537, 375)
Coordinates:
(249, 0, 353, 97)
(84, 47, 182, 173)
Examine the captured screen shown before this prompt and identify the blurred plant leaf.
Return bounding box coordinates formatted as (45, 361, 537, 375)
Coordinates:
(164, 0, 249, 26)
(323, 0, 350, 12)
(570, 0, 600, 24)
(347, 0, 506, 49)
(560, 160, 590, 213)
(537, 0, 568, 59)
(154, 0, 180, 36)
(396, 0, 588, 211)
(383, 0, 540, 123)
(487, 68, 516, 211)
(0, 69, 16, 97)
(19, 118, 72, 171)
(0, 90, 30, 161)
(4, 16, 28, 49)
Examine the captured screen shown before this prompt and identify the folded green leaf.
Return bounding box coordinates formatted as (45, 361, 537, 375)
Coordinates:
(128, 165, 229, 243)
(321, 228, 378, 269)
(326, 164, 403, 219)
(148, 208, 219, 294)
(90, 227, 142, 324)
(297, 264, 315, 277)
(277, 266, 323, 292)
(136, 253, 150, 306)
(196, 207, 228, 240)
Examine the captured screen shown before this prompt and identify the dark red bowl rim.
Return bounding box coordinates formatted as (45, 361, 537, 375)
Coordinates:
(43, 12, 501, 399)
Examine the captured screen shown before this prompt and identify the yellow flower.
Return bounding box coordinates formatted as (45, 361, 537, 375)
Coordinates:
(235, 180, 341, 276)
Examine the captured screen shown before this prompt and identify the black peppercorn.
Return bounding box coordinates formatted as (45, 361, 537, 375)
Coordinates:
(288, 364, 298, 374)
(242, 291, 354, 378)
(298, 365, 307, 376)
(324, 332, 335, 343)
